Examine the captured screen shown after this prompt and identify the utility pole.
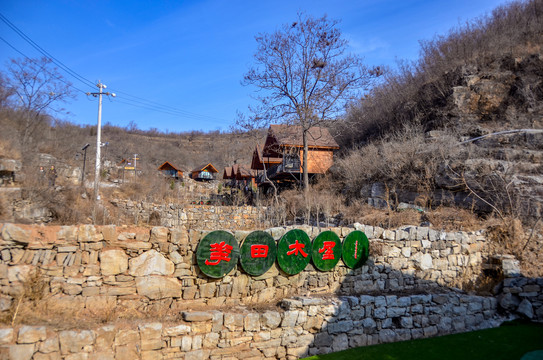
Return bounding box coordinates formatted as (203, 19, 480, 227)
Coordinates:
(81, 143, 90, 186)
(87, 82, 115, 201)
(133, 154, 139, 180)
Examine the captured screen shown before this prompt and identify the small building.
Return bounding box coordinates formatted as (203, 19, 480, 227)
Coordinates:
(235, 164, 256, 188)
(190, 163, 219, 181)
(223, 166, 234, 180)
(253, 125, 339, 185)
(158, 161, 184, 180)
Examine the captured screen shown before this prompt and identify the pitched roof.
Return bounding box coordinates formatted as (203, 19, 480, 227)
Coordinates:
(157, 161, 184, 172)
(268, 125, 339, 149)
(251, 145, 282, 170)
(236, 164, 256, 178)
(191, 163, 219, 173)
(223, 166, 233, 179)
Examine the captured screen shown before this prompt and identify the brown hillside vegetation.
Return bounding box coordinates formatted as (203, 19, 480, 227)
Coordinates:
(332, 0, 543, 276)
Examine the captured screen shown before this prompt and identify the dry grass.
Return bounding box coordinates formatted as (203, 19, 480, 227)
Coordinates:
(484, 216, 543, 277)
(424, 206, 483, 231)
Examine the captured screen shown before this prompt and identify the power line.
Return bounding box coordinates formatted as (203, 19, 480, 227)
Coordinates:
(111, 93, 228, 123)
(0, 12, 96, 89)
(0, 12, 231, 125)
(0, 36, 89, 95)
(110, 88, 228, 122)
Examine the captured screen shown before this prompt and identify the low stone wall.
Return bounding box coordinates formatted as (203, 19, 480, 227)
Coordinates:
(1, 222, 540, 359)
(0, 222, 489, 310)
(499, 276, 543, 320)
(0, 293, 501, 360)
(112, 201, 270, 229)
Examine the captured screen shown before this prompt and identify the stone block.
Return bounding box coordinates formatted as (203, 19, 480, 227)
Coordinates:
(168, 251, 183, 264)
(224, 313, 244, 331)
(57, 226, 78, 242)
(0, 328, 14, 344)
(129, 250, 174, 276)
(115, 344, 139, 360)
(99, 249, 128, 276)
(141, 350, 162, 360)
(244, 313, 260, 332)
(135, 276, 181, 299)
(332, 333, 349, 352)
(59, 330, 95, 355)
(115, 329, 139, 346)
(33, 352, 62, 360)
(150, 227, 169, 242)
(281, 311, 298, 328)
(183, 311, 213, 322)
(170, 228, 189, 246)
(517, 299, 534, 319)
(39, 336, 60, 354)
(163, 324, 191, 337)
(88, 351, 114, 360)
(199, 283, 216, 298)
(17, 326, 47, 343)
(8, 265, 32, 282)
(2, 224, 31, 244)
(7, 344, 35, 360)
(100, 225, 116, 242)
(78, 225, 101, 242)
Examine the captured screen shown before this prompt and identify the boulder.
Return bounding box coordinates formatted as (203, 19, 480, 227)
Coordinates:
(129, 250, 174, 276)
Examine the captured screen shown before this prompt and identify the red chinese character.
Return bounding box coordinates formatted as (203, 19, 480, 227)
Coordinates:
(318, 241, 336, 260)
(251, 244, 269, 258)
(205, 241, 233, 265)
(286, 240, 308, 258)
(354, 240, 358, 259)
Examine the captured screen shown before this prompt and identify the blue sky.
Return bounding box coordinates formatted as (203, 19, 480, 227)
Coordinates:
(0, 0, 510, 133)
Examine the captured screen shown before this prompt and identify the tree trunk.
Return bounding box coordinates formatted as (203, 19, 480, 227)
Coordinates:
(302, 128, 309, 191)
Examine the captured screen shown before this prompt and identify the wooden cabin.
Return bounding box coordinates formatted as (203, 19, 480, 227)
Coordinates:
(235, 164, 257, 188)
(251, 145, 282, 172)
(223, 166, 234, 180)
(254, 125, 339, 185)
(157, 161, 184, 180)
(190, 163, 218, 181)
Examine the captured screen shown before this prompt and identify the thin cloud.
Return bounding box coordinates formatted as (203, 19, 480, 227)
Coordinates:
(347, 35, 390, 55)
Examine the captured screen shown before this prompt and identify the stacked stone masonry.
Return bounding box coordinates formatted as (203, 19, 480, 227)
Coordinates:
(0, 293, 501, 360)
(112, 201, 270, 229)
(0, 222, 541, 359)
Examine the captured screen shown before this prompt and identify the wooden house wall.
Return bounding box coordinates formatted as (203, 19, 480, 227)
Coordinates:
(299, 148, 334, 174)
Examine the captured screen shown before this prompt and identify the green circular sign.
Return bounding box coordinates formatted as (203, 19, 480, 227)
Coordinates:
(277, 229, 312, 275)
(311, 231, 342, 271)
(239, 231, 277, 276)
(342, 230, 369, 269)
(196, 230, 240, 278)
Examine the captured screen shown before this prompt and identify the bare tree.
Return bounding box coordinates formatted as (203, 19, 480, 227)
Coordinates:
(4, 57, 75, 147)
(242, 13, 382, 193)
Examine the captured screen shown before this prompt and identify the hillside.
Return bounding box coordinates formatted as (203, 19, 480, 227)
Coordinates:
(335, 0, 543, 223)
(0, 0, 541, 231)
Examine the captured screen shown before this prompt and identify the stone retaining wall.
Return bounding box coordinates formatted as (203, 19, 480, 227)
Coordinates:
(0, 222, 489, 310)
(0, 222, 541, 359)
(0, 293, 501, 360)
(112, 201, 270, 229)
(499, 276, 543, 320)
